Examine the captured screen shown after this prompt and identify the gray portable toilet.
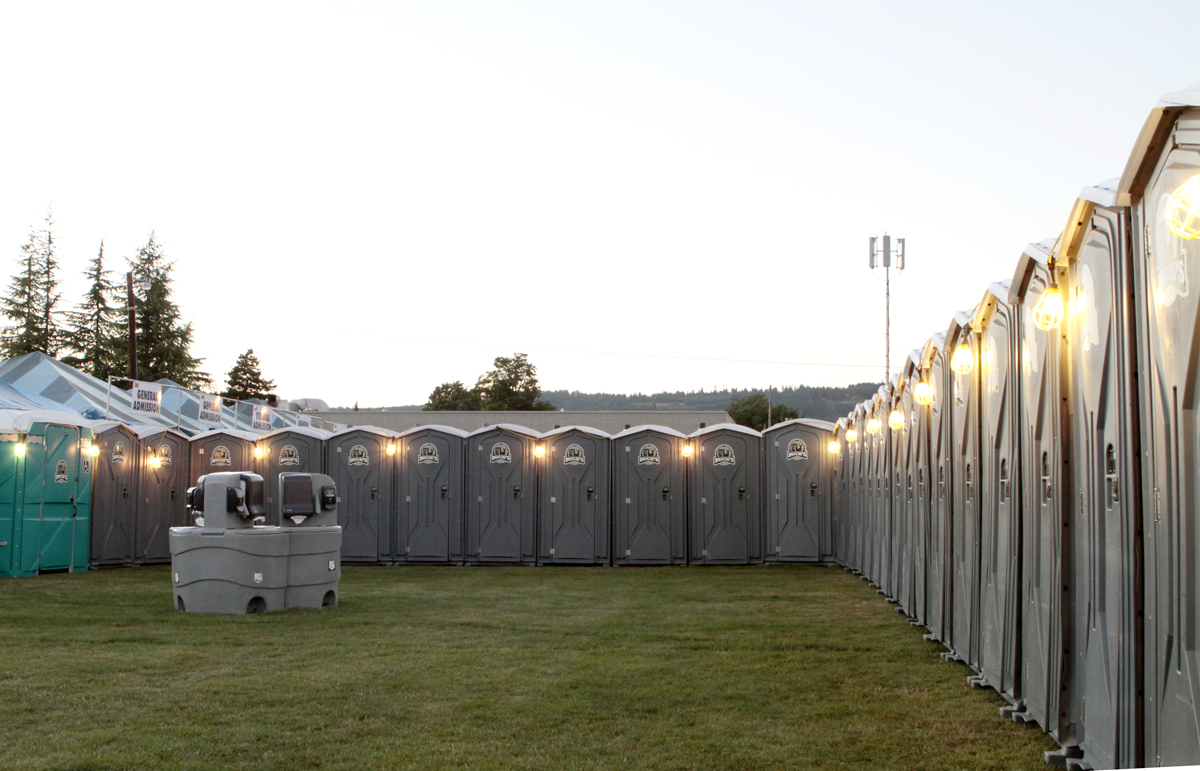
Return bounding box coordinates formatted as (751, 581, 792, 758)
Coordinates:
(611, 425, 687, 566)
(946, 308, 982, 669)
(464, 424, 539, 564)
(889, 374, 914, 615)
(396, 425, 467, 564)
(538, 426, 611, 565)
(762, 418, 835, 564)
(923, 332, 954, 646)
(189, 428, 258, 486)
(899, 352, 928, 624)
(831, 419, 848, 565)
(869, 389, 891, 593)
(325, 426, 397, 564)
(1126, 87, 1200, 766)
(687, 423, 761, 565)
(255, 426, 331, 526)
(131, 425, 191, 565)
(1060, 178, 1144, 766)
(849, 402, 869, 576)
(972, 281, 1023, 704)
(89, 421, 139, 567)
(1007, 238, 1074, 741)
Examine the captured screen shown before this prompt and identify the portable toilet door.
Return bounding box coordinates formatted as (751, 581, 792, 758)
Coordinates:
(687, 424, 761, 565)
(947, 311, 982, 668)
(870, 391, 891, 593)
(1056, 180, 1143, 766)
(325, 427, 397, 564)
(89, 422, 139, 567)
(974, 282, 1022, 703)
(255, 427, 330, 525)
(464, 424, 539, 564)
(1128, 90, 1200, 766)
(189, 428, 257, 485)
(890, 382, 913, 615)
(0, 422, 28, 577)
(538, 426, 611, 565)
(611, 426, 687, 566)
(396, 425, 467, 564)
(762, 419, 834, 563)
(831, 420, 847, 565)
(15, 412, 94, 574)
(131, 426, 190, 565)
(924, 334, 954, 645)
(900, 354, 928, 624)
(850, 403, 868, 575)
(1009, 240, 1074, 744)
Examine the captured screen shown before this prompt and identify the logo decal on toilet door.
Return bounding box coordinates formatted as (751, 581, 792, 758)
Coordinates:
(347, 445, 370, 466)
(210, 446, 232, 466)
(637, 444, 660, 465)
(112, 442, 126, 465)
(489, 443, 512, 463)
(786, 439, 808, 460)
(418, 443, 440, 464)
(713, 444, 736, 466)
(55, 460, 68, 483)
(157, 445, 172, 466)
(563, 444, 585, 465)
(279, 445, 300, 466)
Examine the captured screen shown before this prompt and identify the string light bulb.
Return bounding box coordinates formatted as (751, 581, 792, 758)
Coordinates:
(253, 447, 264, 459)
(951, 342, 974, 374)
(866, 417, 882, 435)
(1165, 174, 1200, 239)
(1033, 284, 1064, 330)
(828, 440, 840, 454)
(913, 380, 933, 406)
(386, 444, 396, 456)
(845, 428, 858, 443)
(682, 444, 694, 458)
(533, 445, 545, 458)
(888, 409, 904, 431)
(14, 443, 26, 458)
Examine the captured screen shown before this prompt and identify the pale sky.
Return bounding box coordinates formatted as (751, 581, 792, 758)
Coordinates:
(2, 1, 1196, 407)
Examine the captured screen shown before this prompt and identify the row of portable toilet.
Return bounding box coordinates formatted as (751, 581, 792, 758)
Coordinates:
(0, 410, 95, 577)
(833, 81, 1200, 769)
(314, 419, 836, 567)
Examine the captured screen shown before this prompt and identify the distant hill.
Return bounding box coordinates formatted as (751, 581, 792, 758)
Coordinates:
(370, 383, 881, 423)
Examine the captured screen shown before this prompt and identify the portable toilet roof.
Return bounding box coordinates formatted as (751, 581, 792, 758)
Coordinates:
(466, 423, 541, 440)
(328, 425, 400, 440)
(0, 408, 95, 433)
(192, 427, 261, 442)
(1118, 80, 1200, 207)
(686, 423, 761, 439)
(398, 424, 469, 439)
(130, 424, 190, 440)
(258, 425, 332, 441)
(611, 424, 687, 441)
(765, 418, 837, 434)
(540, 425, 611, 440)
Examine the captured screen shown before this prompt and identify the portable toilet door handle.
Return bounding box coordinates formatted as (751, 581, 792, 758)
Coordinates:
(586, 486, 595, 501)
(441, 485, 448, 500)
(809, 482, 818, 498)
(370, 485, 378, 501)
(738, 486, 746, 501)
(513, 485, 522, 500)
(170, 487, 177, 502)
(122, 484, 129, 500)
(1105, 444, 1118, 505)
(662, 486, 670, 501)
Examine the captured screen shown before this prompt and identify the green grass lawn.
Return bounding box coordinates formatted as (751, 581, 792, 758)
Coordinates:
(0, 565, 1056, 770)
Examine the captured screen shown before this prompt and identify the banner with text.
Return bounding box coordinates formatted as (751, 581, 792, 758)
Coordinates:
(198, 393, 223, 428)
(297, 414, 312, 427)
(252, 405, 272, 431)
(129, 381, 163, 418)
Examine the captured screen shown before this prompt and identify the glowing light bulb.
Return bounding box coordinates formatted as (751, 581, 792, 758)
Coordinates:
(913, 381, 933, 406)
(386, 444, 396, 456)
(682, 444, 694, 458)
(951, 342, 974, 374)
(866, 417, 882, 435)
(1033, 285, 1064, 331)
(888, 410, 904, 431)
(253, 447, 264, 459)
(1165, 174, 1200, 239)
(149, 457, 162, 468)
(845, 428, 858, 443)
(828, 440, 840, 454)
(533, 445, 545, 458)
(14, 443, 26, 458)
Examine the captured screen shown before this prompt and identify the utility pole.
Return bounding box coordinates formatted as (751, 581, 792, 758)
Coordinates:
(868, 235, 906, 383)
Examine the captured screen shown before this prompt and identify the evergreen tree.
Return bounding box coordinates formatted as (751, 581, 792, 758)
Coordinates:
(128, 233, 212, 389)
(0, 211, 64, 358)
(62, 241, 124, 379)
(221, 349, 276, 401)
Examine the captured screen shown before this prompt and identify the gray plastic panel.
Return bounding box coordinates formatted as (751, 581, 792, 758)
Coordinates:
(538, 429, 610, 565)
(927, 349, 953, 644)
(397, 427, 465, 564)
(977, 294, 1021, 702)
(611, 428, 686, 566)
(189, 431, 256, 486)
(136, 431, 190, 565)
(688, 427, 761, 565)
(90, 425, 138, 567)
(763, 422, 832, 563)
(464, 427, 537, 564)
(949, 329, 982, 668)
(325, 430, 393, 564)
(170, 527, 289, 614)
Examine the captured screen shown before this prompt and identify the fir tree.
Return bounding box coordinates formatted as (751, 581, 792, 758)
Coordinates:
(0, 211, 64, 358)
(221, 349, 276, 401)
(128, 233, 212, 390)
(62, 241, 124, 379)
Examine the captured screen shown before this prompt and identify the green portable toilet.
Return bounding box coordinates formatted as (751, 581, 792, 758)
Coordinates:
(0, 410, 95, 577)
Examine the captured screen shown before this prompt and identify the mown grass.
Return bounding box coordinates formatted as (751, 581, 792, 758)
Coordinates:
(0, 565, 1056, 770)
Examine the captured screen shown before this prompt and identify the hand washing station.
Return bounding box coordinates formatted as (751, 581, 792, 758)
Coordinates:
(170, 472, 341, 614)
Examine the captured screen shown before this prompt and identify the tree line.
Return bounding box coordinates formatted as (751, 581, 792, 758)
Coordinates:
(1, 212, 276, 401)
